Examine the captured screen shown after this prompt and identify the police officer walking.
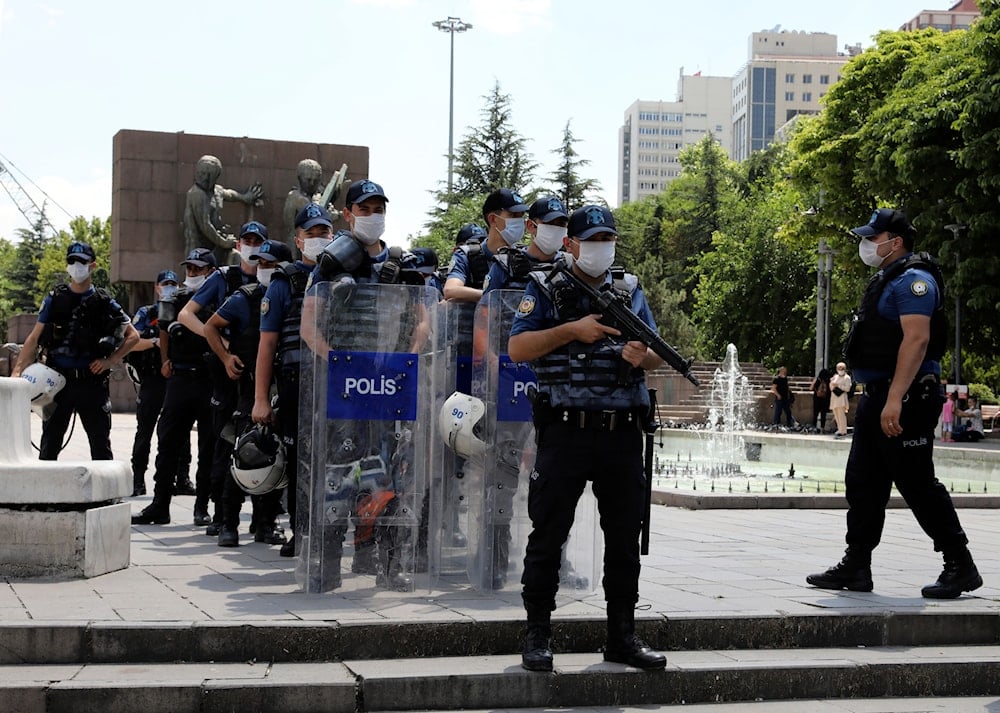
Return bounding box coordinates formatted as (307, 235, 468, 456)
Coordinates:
(13, 241, 139, 460)
(126, 270, 191, 496)
(807, 208, 982, 599)
(508, 205, 666, 672)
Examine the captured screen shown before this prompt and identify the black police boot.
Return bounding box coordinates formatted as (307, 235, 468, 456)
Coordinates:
(376, 526, 414, 592)
(604, 604, 666, 670)
(491, 524, 511, 590)
(131, 474, 146, 497)
(255, 522, 287, 545)
(193, 507, 211, 526)
(279, 534, 295, 558)
(806, 550, 874, 592)
(205, 517, 222, 537)
(174, 477, 197, 497)
(521, 606, 553, 672)
(319, 526, 346, 591)
(351, 541, 379, 574)
(218, 526, 239, 547)
(922, 548, 983, 599)
(131, 501, 170, 525)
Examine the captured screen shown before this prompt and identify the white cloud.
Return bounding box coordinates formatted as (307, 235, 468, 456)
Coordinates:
(470, 0, 552, 34)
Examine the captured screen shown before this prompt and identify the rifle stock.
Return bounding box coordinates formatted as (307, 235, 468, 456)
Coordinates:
(547, 264, 701, 387)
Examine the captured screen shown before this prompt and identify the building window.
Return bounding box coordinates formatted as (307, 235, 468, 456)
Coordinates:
(785, 73, 795, 83)
(820, 75, 830, 85)
(785, 91, 795, 101)
(638, 127, 659, 135)
(803, 92, 812, 102)
(803, 74, 813, 84)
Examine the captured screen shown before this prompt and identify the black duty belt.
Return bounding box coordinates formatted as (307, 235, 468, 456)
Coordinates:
(172, 366, 207, 376)
(864, 373, 939, 397)
(555, 408, 641, 431)
(53, 366, 105, 381)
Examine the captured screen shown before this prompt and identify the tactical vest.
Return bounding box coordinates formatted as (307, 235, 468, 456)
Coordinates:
(527, 269, 646, 410)
(326, 282, 418, 354)
(454, 241, 489, 290)
(166, 288, 211, 365)
(228, 283, 265, 368)
(274, 263, 309, 369)
(40, 285, 122, 360)
(493, 247, 550, 291)
(843, 252, 948, 372)
(124, 304, 162, 377)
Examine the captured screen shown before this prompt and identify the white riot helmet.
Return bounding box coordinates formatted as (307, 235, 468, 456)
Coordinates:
(21, 363, 66, 418)
(231, 423, 287, 495)
(439, 391, 487, 460)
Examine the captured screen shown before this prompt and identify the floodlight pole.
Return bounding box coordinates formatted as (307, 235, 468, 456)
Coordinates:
(432, 16, 473, 198)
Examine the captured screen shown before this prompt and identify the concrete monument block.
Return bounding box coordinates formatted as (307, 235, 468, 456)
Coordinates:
(0, 377, 131, 579)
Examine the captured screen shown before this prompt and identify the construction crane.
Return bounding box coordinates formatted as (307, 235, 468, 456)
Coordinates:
(0, 152, 68, 237)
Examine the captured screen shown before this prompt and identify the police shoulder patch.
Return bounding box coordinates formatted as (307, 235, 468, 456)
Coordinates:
(260, 298, 270, 315)
(517, 295, 536, 316)
(910, 279, 929, 297)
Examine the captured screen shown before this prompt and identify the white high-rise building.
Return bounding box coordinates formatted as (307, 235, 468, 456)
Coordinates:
(618, 72, 732, 205)
(731, 30, 850, 162)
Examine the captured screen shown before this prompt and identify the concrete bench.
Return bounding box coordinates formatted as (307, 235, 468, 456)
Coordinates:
(0, 377, 131, 578)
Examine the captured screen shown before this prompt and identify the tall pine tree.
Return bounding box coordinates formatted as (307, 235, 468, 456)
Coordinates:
(546, 120, 602, 211)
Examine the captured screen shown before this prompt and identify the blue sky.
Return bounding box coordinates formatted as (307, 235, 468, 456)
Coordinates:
(0, 0, 940, 248)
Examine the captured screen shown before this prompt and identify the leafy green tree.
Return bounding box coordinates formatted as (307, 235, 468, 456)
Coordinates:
(0, 238, 17, 341)
(5, 216, 50, 314)
(412, 193, 487, 274)
(449, 81, 538, 199)
(545, 120, 602, 211)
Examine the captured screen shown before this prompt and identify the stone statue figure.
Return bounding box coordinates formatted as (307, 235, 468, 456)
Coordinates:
(283, 159, 325, 244)
(183, 155, 264, 261)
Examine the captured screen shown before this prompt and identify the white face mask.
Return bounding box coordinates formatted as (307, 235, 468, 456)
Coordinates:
(239, 244, 259, 264)
(66, 262, 91, 284)
(184, 274, 207, 291)
(859, 237, 891, 268)
(533, 223, 567, 255)
(303, 237, 331, 260)
(576, 240, 616, 277)
(256, 267, 276, 288)
(498, 216, 526, 246)
(352, 213, 386, 246)
(159, 285, 177, 301)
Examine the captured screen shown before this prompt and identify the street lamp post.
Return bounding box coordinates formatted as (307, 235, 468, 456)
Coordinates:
(816, 237, 836, 374)
(432, 16, 473, 198)
(944, 223, 966, 385)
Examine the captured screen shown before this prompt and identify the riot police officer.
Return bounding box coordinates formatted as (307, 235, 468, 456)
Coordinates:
(13, 241, 139, 460)
(253, 207, 334, 558)
(179, 222, 264, 528)
(508, 205, 666, 672)
(204, 240, 294, 547)
(301, 182, 427, 591)
(126, 270, 192, 496)
(131, 249, 218, 525)
(477, 195, 569, 589)
(807, 208, 981, 599)
(443, 223, 490, 302)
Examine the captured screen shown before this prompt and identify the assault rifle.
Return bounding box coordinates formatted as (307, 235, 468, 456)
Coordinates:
(545, 263, 701, 387)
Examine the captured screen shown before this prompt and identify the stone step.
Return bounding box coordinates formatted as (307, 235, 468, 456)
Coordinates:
(4, 612, 999, 665)
(6, 644, 1000, 712)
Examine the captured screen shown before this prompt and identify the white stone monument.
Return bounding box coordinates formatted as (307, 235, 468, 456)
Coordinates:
(0, 377, 131, 578)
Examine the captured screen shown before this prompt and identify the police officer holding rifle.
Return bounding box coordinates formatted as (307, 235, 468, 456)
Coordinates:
(508, 205, 672, 672)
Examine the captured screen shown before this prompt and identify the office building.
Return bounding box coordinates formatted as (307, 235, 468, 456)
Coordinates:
(618, 72, 732, 204)
(900, 0, 981, 31)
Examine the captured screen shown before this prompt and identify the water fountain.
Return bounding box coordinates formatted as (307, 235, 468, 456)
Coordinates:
(652, 344, 1000, 498)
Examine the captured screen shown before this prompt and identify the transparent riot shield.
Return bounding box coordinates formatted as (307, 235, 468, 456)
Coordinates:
(467, 289, 600, 595)
(426, 301, 476, 583)
(298, 279, 437, 593)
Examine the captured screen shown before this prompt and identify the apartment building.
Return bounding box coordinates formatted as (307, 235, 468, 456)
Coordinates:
(618, 72, 732, 205)
(900, 0, 981, 31)
(731, 30, 850, 162)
